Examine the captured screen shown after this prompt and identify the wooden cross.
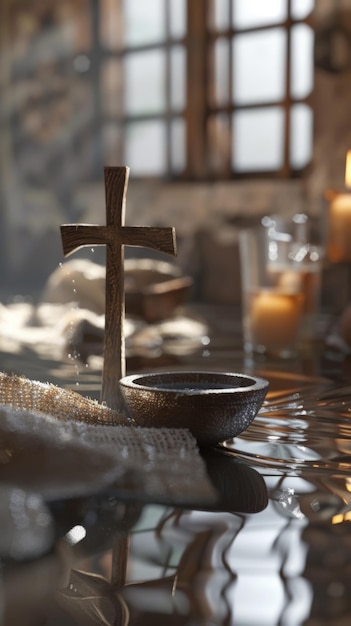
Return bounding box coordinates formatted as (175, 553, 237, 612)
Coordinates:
(60, 166, 176, 412)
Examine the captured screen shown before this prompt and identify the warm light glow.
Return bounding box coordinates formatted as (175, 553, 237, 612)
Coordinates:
(249, 290, 303, 352)
(331, 511, 351, 525)
(345, 150, 351, 188)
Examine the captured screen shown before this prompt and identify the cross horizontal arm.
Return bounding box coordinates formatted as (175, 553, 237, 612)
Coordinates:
(60, 224, 109, 257)
(121, 227, 177, 256)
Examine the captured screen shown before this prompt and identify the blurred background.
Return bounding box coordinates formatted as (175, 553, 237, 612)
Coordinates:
(0, 0, 350, 305)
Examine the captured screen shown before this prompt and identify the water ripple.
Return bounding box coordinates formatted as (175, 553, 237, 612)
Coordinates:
(223, 377, 351, 474)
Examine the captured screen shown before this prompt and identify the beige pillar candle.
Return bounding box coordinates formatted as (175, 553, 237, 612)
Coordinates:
(249, 290, 304, 354)
(327, 151, 351, 263)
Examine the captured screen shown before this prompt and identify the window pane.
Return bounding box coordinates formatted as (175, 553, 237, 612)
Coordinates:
(125, 121, 167, 175)
(212, 0, 230, 31)
(214, 38, 230, 105)
(169, 0, 186, 38)
(123, 0, 165, 46)
(124, 50, 166, 115)
(232, 107, 284, 171)
(291, 0, 314, 20)
(233, 0, 287, 29)
(290, 104, 312, 169)
(233, 29, 286, 104)
(171, 46, 186, 110)
(171, 118, 185, 172)
(291, 24, 314, 99)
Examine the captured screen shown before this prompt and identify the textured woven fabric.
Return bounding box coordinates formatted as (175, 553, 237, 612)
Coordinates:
(0, 372, 216, 505)
(0, 371, 129, 425)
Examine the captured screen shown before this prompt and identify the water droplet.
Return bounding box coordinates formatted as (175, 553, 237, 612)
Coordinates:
(59, 262, 63, 268)
(91, 248, 95, 253)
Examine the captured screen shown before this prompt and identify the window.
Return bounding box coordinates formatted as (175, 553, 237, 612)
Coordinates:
(0, 0, 315, 292)
(98, 0, 314, 179)
(99, 0, 187, 178)
(207, 0, 315, 178)
(2, 0, 315, 196)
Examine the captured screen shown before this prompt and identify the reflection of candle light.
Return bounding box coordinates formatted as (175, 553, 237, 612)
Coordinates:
(249, 290, 303, 354)
(346, 150, 351, 186)
(327, 150, 351, 263)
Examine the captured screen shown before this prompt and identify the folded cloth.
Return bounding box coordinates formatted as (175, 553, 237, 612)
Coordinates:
(0, 372, 216, 506)
(0, 371, 129, 426)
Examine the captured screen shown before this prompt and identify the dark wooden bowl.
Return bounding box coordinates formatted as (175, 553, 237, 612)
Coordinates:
(124, 259, 193, 322)
(119, 371, 269, 446)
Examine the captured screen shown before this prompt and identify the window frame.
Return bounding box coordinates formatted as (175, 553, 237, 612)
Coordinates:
(202, 0, 315, 180)
(93, 0, 314, 181)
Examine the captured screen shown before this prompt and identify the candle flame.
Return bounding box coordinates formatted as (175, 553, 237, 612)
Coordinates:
(345, 150, 351, 188)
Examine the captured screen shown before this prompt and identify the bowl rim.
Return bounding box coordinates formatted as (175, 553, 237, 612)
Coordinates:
(119, 371, 269, 396)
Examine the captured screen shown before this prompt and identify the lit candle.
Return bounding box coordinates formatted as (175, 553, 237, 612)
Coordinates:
(249, 289, 304, 355)
(327, 150, 351, 263)
(276, 270, 302, 293)
(276, 268, 320, 314)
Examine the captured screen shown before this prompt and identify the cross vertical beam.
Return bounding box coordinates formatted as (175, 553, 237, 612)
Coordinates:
(60, 166, 177, 412)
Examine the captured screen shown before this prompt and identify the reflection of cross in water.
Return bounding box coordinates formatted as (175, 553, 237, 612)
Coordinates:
(60, 166, 177, 411)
